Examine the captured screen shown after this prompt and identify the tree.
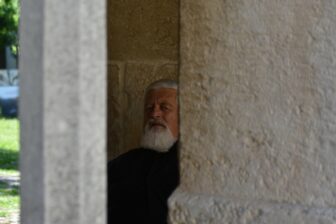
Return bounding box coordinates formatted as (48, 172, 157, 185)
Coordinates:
(0, 0, 19, 57)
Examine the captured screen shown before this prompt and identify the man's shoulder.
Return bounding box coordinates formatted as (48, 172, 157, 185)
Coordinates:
(112, 147, 158, 162)
(108, 148, 158, 170)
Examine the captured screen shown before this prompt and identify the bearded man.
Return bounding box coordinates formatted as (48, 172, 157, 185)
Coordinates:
(108, 79, 179, 224)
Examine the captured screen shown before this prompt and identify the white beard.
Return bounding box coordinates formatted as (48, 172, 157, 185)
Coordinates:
(140, 121, 177, 152)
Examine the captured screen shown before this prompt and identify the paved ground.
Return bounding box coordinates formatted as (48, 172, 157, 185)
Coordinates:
(0, 176, 19, 188)
(0, 212, 19, 224)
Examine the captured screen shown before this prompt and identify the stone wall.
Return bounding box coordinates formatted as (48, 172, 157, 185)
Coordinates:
(107, 0, 179, 159)
(170, 0, 336, 223)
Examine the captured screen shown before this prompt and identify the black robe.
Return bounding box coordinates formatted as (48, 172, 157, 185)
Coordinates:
(108, 143, 179, 224)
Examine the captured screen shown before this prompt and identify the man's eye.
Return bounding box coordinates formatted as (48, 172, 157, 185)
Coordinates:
(161, 105, 169, 111)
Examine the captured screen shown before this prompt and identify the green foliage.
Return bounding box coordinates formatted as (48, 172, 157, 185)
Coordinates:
(0, 0, 19, 56)
(0, 180, 19, 219)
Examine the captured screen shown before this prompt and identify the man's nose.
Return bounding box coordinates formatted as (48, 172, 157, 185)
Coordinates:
(150, 105, 162, 118)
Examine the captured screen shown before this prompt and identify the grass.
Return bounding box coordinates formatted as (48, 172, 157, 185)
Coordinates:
(0, 118, 19, 222)
(0, 181, 19, 217)
(0, 118, 19, 176)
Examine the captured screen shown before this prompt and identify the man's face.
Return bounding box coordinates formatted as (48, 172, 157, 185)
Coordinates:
(144, 88, 178, 139)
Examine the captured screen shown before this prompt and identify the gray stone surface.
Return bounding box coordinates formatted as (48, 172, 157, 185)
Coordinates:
(107, 62, 124, 159)
(20, 0, 106, 223)
(169, 190, 336, 224)
(170, 0, 336, 222)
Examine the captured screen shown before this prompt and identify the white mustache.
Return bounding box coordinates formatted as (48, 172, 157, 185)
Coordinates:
(147, 119, 167, 128)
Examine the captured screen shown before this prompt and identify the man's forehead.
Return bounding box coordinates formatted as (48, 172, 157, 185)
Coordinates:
(145, 88, 177, 102)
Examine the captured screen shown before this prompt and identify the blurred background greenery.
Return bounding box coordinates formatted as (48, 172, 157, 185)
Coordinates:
(0, 0, 19, 58)
(0, 1, 20, 222)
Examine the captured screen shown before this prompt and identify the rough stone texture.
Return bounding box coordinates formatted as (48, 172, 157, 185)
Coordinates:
(20, 0, 106, 223)
(107, 0, 179, 159)
(170, 0, 336, 222)
(169, 190, 336, 224)
(155, 63, 178, 79)
(107, 62, 124, 159)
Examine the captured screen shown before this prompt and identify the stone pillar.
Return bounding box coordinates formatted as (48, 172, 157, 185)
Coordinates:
(170, 0, 336, 223)
(19, 0, 106, 223)
(107, 0, 179, 159)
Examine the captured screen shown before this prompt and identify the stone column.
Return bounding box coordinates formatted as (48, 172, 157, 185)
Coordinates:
(170, 0, 336, 223)
(20, 0, 106, 223)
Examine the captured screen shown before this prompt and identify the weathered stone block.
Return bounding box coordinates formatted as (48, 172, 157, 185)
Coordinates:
(170, 0, 336, 223)
(155, 63, 178, 79)
(107, 62, 123, 159)
(178, 0, 336, 207)
(169, 191, 336, 224)
(107, 0, 178, 60)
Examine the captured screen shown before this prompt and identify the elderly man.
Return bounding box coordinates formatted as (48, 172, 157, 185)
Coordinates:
(108, 79, 179, 224)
